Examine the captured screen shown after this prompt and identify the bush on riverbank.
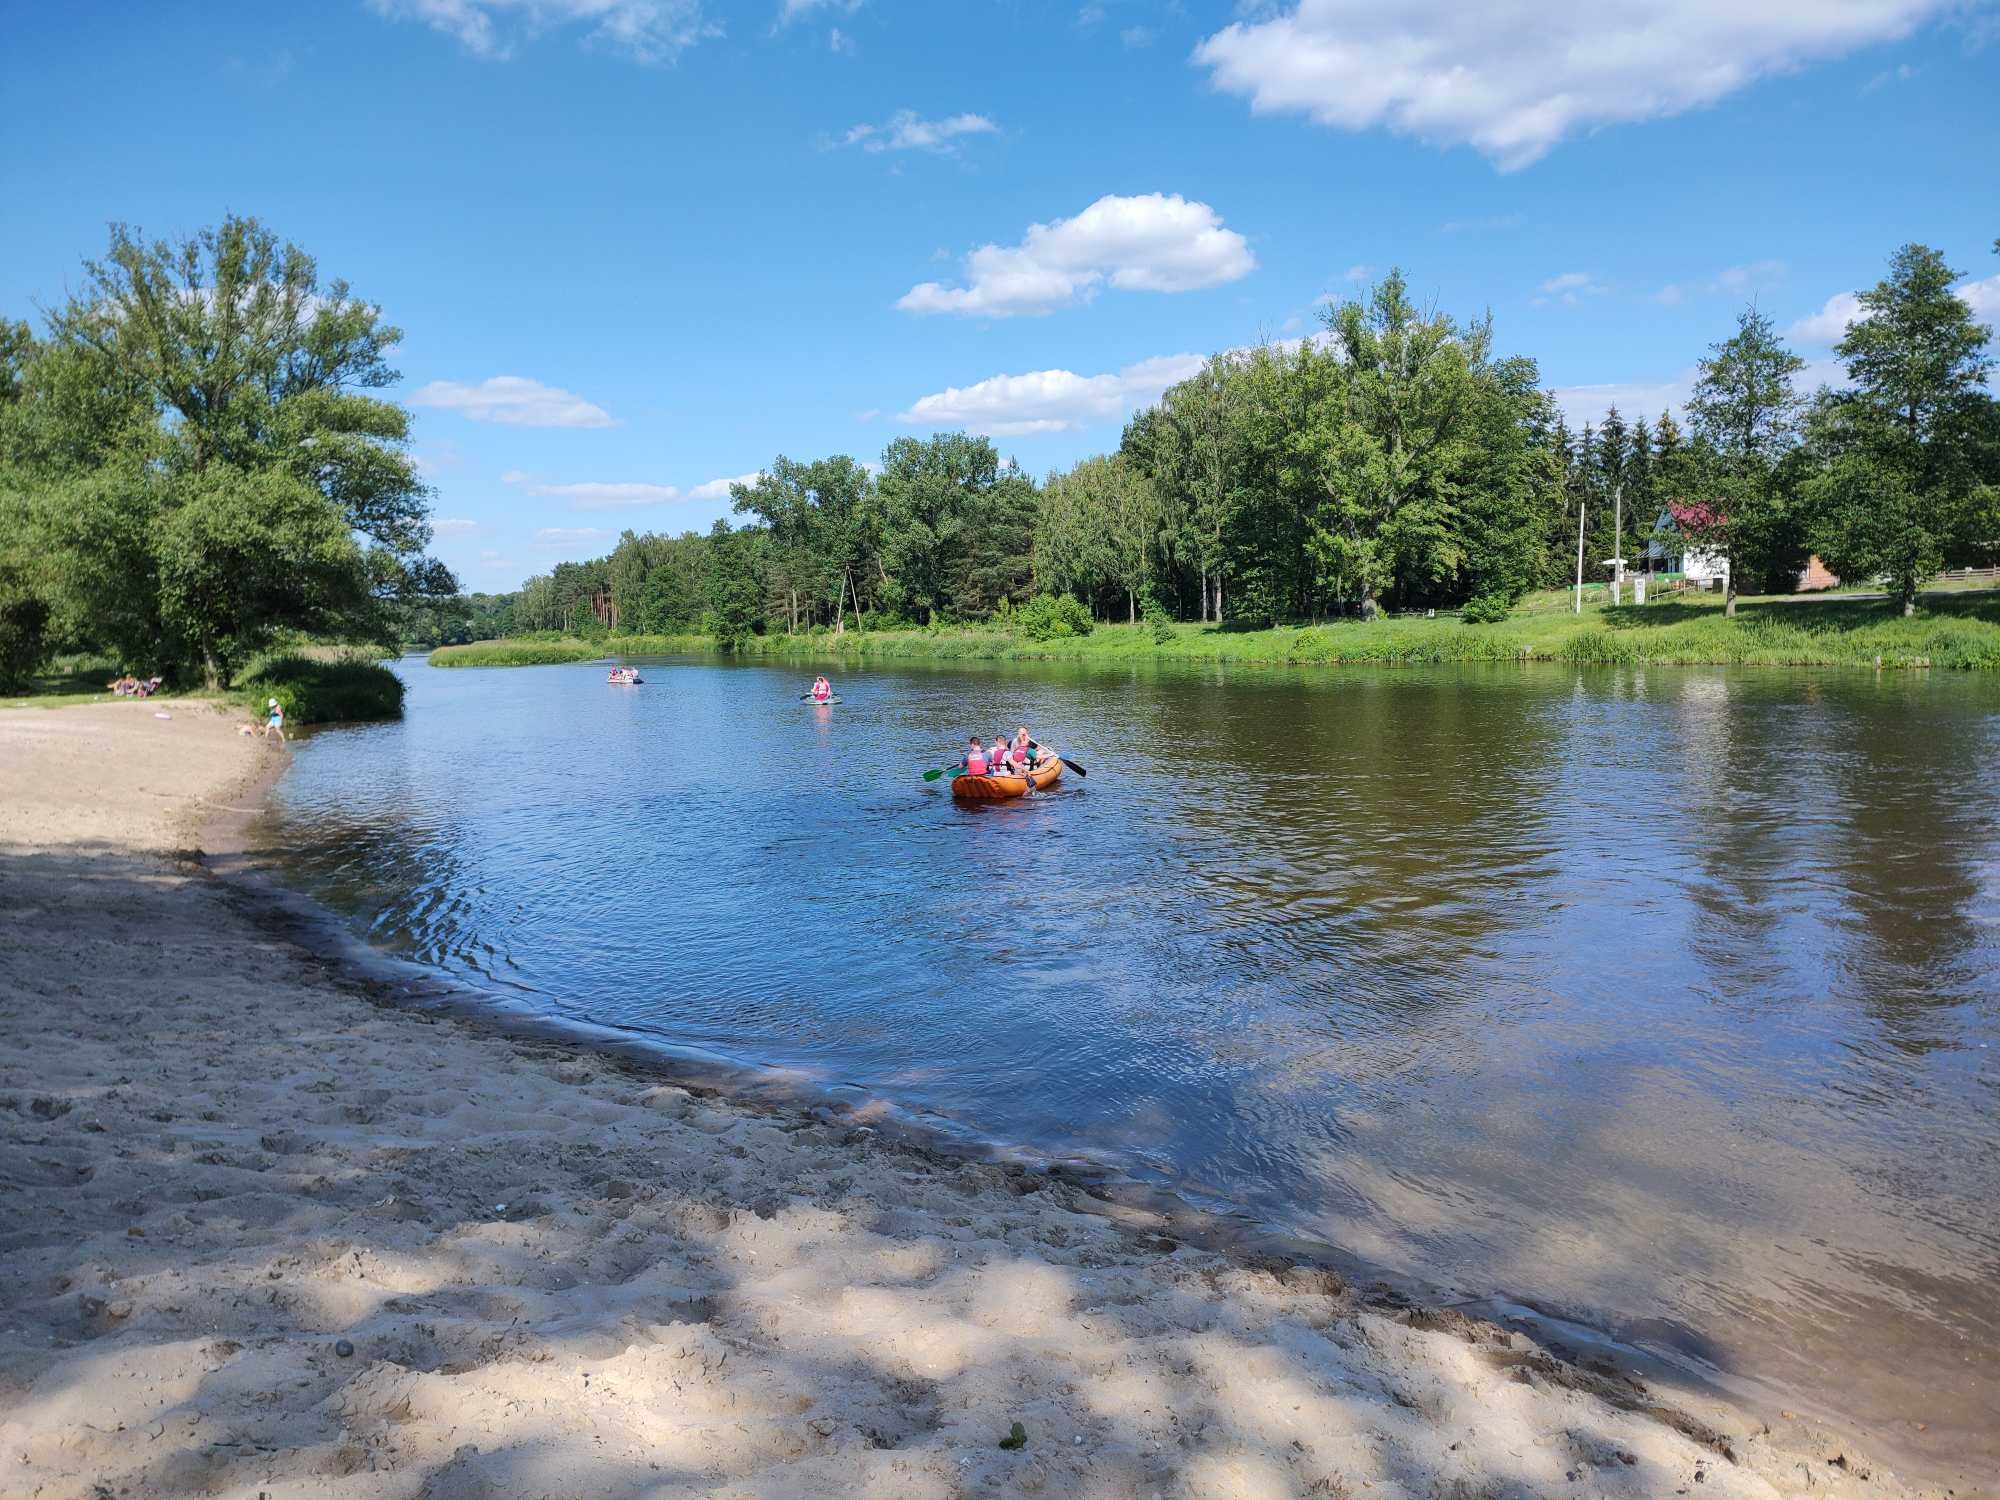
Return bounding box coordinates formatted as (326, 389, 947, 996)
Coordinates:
(236, 653, 405, 724)
(427, 591, 2000, 672)
(430, 639, 610, 667)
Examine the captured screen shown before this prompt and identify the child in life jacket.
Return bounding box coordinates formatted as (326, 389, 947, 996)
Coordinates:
(963, 736, 988, 775)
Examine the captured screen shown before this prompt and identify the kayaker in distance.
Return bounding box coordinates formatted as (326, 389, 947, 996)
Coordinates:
(810, 675, 832, 702)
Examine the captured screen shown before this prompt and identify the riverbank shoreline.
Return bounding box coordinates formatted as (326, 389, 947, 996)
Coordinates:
(0, 704, 1966, 1498)
(428, 591, 2000, 673)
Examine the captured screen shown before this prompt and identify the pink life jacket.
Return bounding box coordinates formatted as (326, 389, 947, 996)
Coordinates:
(965, 747, 987, 775)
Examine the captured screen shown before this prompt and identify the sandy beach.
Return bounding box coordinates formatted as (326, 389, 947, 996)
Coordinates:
(0, 703, 1957, 1499)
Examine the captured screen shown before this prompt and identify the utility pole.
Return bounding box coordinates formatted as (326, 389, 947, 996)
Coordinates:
(1574, 501, 1587, 615)
(1612, 481, 1623, 606)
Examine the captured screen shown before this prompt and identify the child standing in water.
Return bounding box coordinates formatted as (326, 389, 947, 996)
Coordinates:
(263, 697, 286, 746)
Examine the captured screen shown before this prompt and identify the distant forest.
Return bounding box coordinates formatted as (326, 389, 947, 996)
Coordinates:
(437, 243, 1998, 647)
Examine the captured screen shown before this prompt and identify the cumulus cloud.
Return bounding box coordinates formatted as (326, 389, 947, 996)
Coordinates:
(367, 0, 714, 64)
(431, 516, 481, 533)
(835, 109, 998, 154)
(1954, 272, 2000, 323)
(898, 193, 1255, 317)
(1193, 0, 1952, 170)
(410, 376, 614, 428)
(687, 471, 766, 501)
(1786, 273, 2000, 346)
(1786, 289, 1869, 344)
(899, 353, 1208, 436)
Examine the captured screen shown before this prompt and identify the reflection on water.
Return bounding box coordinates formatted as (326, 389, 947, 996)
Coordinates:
(264, 655, 2000, 1476)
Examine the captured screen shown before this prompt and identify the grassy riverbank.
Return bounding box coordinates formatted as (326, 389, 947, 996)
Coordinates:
(431, 589, 2000, 672)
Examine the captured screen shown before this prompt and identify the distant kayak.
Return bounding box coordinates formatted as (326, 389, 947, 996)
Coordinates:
(805, 696, 839, 706)
(608, 669, 643, 684)
(952, 756, 1063, 800)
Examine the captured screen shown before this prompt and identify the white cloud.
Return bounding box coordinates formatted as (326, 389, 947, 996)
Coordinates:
(1550, 374, 1696, 427)
(431, 516, 480, 533)
(836, 109, 998, 154)
(1193, 0, 1953, 170)
(367, 0, 714, 64)
(779, 0, 858, 21)
(503, 469, 763, 506)
(1553, 355, 1850, 426)
(535, 526, 609, 544)
(1656, 259, 1788, 305)
(1533, 271, 1609, 307)
(1786, 289, 1868, 344)
(899, 193, 1254, 317)
(828, 25, 853, 53)
(899, 353, 1208, 436)
(1863, 61, 1917, 90)
(477, 548, 519, 570)
(687, 471, 766, 501)
(502, 471, 679, 507)
(1342, 263, 1374, 283)
(1785, 273, 2000, 346)
(1956, 272, 2000, 323)
(1121, 24, 1154, 47)
(410, 375, 614, 428)
(540, 481, 683, 507)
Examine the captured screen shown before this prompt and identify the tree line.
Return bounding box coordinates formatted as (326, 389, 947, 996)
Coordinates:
(505, 245, 1997, 646)
(4, 223, 1993, 690)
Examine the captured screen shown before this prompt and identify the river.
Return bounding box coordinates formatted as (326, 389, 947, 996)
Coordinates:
(258, 653, 2000, 1477)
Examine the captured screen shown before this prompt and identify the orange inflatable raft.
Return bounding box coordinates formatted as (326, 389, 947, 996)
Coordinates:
(950, 756, 1063, 800)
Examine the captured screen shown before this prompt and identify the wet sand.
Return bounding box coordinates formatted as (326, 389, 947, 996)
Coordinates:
(0, 702, 1960, 1498)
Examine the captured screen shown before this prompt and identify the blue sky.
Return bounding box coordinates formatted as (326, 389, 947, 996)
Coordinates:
(4, 1, 1996, 591)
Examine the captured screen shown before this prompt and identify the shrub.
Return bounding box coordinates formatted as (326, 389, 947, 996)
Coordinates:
(1460, 593, 1511, 624)
(0, 569, 52, 692)
(1017, 593, 1094, 641)
(1142, 592, 1175, 644)
(238, 653, 405, 724)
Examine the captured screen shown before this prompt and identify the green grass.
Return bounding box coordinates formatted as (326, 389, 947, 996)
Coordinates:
(430, 590, 2000, 673)
(429, 639, 614, 667)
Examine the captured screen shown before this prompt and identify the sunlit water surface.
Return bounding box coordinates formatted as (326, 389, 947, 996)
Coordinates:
(260, 654, 2000, 1475)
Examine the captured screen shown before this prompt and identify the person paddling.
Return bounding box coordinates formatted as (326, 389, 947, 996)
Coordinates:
(810, 675, 832, 703)
(962, 736, 988, 776)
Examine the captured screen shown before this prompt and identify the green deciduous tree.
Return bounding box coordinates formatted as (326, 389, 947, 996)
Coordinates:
(1682, 307, 1807, 614)
(2, 217, 454, 683)
(704, 519, 763, 650)
(1798, 244, 1998, 613)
